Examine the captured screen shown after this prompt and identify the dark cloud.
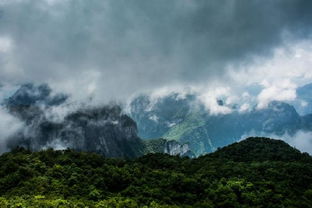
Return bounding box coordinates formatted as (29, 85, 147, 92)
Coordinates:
(0, 0, 312, 101)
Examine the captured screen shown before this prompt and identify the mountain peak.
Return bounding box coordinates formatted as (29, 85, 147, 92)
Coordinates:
(5, 83, 67, 107)
(208, 137, 311, 162)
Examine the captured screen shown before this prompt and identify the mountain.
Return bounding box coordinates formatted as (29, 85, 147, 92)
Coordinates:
(129, 93, 196, 139)
(208, 137, 311, 162)
(130, 94, 308, 156)
(143, 138, 195, 158)
(7, 105, 146, 158)
(5, 83, 68, 108)
(291, 83, 312, 115)
(3, 83, 311, 158)
(1, 84, 191, 158)
(0, 137, 311, 207)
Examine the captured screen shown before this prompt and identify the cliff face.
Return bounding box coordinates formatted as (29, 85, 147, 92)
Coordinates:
(3, 84, 145, 158)
(163, 140, 194, 158)
(7, 105, 145, 158)
(130, 93, 310, 156)
(143, 138, 195, 158)
(3, 83, 190, 158)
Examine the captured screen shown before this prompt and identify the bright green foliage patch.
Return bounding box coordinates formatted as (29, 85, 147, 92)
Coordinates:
(163, 113, 205, 141)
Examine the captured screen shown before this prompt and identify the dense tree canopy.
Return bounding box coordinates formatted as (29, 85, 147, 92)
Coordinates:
(0, 137, 311, 207)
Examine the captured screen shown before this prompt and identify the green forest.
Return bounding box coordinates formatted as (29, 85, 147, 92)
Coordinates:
(0, 137, 311, 208)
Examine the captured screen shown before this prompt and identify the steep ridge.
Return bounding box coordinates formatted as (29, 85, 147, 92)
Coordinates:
(143, 138, 195, 158)
(1, 84, 191, 158)
(130, 93, 310, 156)
(7, 105, 145, 158)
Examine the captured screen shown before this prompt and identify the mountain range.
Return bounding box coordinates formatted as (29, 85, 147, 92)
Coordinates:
(130, 84, 312, 156)
(1, 83, 192, 158)
(1, 83, 312, 157)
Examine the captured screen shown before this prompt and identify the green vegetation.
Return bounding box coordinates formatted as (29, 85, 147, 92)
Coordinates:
(163, 113, 205, 141)
(0, 137, 311, 207)
(143, 138, 168, 154)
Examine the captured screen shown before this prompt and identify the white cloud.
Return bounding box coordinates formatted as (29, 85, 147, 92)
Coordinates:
(0, 107, 23, 153)
(229, 40, 312, 88)
(0, 36, 12, 53)
(257, 79, 297, 109)
(43, 103, 80, 123)
(149, 115, 158, 122)
(0, 1, 311, 118)
(42, 138, 68, 151)
(198, 87, 233, 115)
(239, 103, 250, 113)
(140, 40, 312, 114)
(44, 0, 65, 6)
(0, 0, 311, 105)
(285, 131, 312, 154)
(224, 40, 312, 110)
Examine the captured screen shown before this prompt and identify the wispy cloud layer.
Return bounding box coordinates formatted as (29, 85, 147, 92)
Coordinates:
(0, 0, 312, 104)
(0, 107, 23, 153)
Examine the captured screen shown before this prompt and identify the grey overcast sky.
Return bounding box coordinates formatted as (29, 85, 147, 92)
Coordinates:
(0, 0, 312, 105)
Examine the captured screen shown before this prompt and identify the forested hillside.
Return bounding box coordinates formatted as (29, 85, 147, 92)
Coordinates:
(0, 137, 311, 207)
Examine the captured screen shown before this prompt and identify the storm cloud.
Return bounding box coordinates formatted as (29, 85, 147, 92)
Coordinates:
(0, 107, 23, 153)
(0, 0, 312, 102)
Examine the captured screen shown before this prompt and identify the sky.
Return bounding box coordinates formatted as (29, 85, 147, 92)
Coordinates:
(0, 0, 312, 107)
(1, 0, 312, 154)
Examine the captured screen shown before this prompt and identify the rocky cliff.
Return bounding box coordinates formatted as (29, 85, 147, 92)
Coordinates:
(2, 83, 189, 158)
(130, 93, 310, 156)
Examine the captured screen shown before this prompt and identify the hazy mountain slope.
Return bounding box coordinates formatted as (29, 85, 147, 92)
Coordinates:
(130, 94, 306, 156)
(290, 83, 312, 115)
(7, 105, 146, 158)
(1, 84, 191, 158)
(5, 83, 68, 108)
(129, 93, 195, 139)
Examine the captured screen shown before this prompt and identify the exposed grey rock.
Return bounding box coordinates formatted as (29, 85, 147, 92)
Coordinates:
(4, 84, 193, 158)
(164, 140, 194, 157)
(130, 93, 310, 156)
(4, 83, 68, 108)
(7, 105, 145, 158)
